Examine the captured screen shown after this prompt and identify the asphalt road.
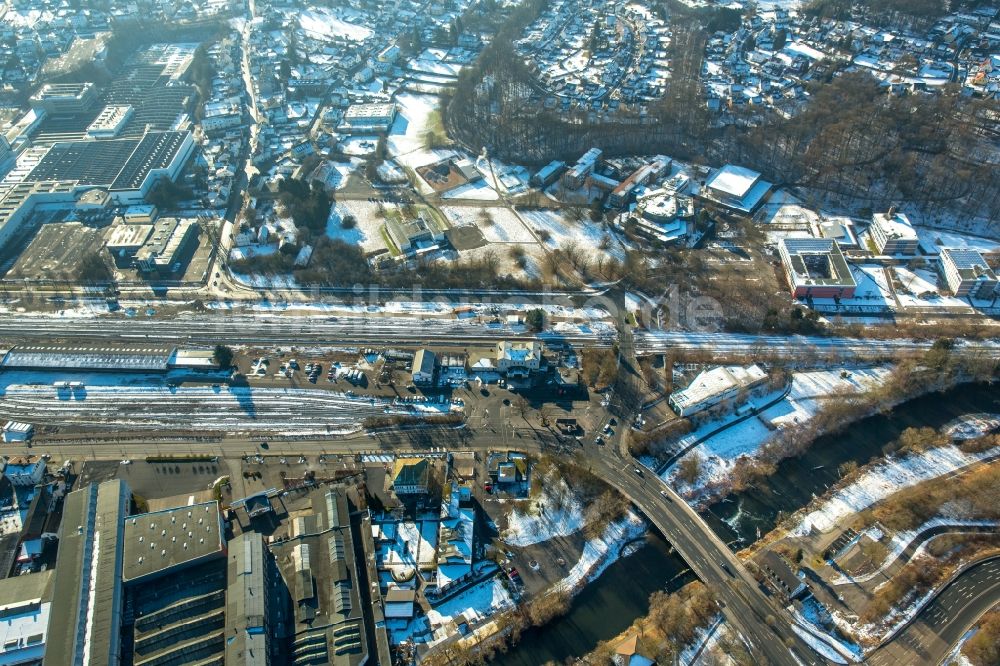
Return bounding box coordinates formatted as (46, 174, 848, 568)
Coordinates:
(587, 451, 821, 666)
(868, 556, 1000, 666)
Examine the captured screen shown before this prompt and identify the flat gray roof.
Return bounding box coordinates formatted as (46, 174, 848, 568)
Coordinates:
(44, 479, 128, 666)
(122, 501, 224, 583)
(225, 532, 269, 666)
(1, 343, 176, 372)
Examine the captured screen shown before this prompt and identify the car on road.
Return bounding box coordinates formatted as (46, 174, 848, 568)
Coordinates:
(659, 489, 670, 498)
(633, 467, 643, 476)
(259, 441, 269, 449)
(120, 459, 131, 465)
(483, 483, 493, 493)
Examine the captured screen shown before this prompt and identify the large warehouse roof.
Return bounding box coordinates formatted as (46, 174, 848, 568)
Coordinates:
(1, 343, 176, 371)
(23, 131, 191, 192)
(123, 501, 224, 583)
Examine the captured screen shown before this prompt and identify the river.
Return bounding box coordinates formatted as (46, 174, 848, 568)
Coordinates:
(494, 382, 999, 664)
(491, 533, 691, 666)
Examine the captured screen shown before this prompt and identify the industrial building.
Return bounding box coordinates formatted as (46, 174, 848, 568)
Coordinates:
(121, 502, 227, 666)
(86, 105, 134, 138)
(29, 82, 98, 115)
(697, 164, 773, 215)
(939, 248, 999, 299)
(669, 364, 768, 417)
(121, 502, 225, 585)
(3, 456, 45, 487)
(226, 532, 274, 666)
(105, 223, 154, 266)
(134, 216, 199, 273)
(0, 343, 219, 373)
(869, 208, 919, 255)
(779, 237, 857, 299)
(0, 130, 194, 250)
(45, 479, 130, 666)
(272, 489, 368, 666)
(384, 211, 446, 253)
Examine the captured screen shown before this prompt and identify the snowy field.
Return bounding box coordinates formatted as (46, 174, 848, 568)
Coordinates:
(792, 441, 1000, 536)
(386, 93, 455, 169)
(516, 208, 624, 261)
(298, 7, 373, 41)
(441, 206, 537, 244)
(327, 200, 388, 253)
(407, 48, 466, 79)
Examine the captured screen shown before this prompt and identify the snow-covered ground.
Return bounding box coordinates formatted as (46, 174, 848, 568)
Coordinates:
(327, 200, 388, 253)
(516, 208, 624, 261)
(426, 576, 514, 629)
(440, 206, 537, 244)
(298, 7, 373, 41)
(792, 441, 1000, 536)
(916, 226, 1000, 255)
(501, 476, 584, 547)
(794, 597, 863, 663)
(387, 93, 455, 169)
(665, 367, 891, 497)
(551, 511, 647, 593)
(943, 413, 1000, 440)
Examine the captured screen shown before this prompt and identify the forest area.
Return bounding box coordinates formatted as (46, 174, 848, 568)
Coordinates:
(444, 0, 1000, 224)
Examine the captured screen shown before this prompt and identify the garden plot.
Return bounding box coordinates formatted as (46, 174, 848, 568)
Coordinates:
(441, 206, 537, 243)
